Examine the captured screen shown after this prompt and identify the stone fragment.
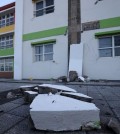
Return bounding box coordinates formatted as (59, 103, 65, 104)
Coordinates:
(6, 92, 16, 99)
(30, 94, 100, 131)
(69, 71, 78, 82)
(82, 121, 101, 130)
(60, 92, 93, 102)
(24, 91, 38, 103)
(78, 76, 85, 82)
(57, 76, 67, 83)
(38, 84, 77, 93)
(108, 118, 120, 134)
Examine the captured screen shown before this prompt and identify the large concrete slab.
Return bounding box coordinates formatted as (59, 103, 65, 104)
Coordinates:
(30, 94, 100, 131)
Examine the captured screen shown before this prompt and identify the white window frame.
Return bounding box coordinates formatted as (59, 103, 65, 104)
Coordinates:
(34, 0, 54, 17)
(0, 58, 13, 72)
(34, 43, 54, 62)
(0, 13, 14, 28)
(0, 34, 14, 49)
(98, 35, 120, 57)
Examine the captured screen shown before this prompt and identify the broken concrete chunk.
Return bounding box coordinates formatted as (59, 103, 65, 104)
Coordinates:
(6, 92, 16, 99)
(82, 121, 101, 130)
(57, 76, 67, 83)
(60, 92, 93, 102)
(38, 84, 77, 93)
(30, 94, 100, 131)
(108, 118, 120, 134)
(24, 91, 38, 103)
(69, 71, 78, 82)
(78, 76, 85, 82)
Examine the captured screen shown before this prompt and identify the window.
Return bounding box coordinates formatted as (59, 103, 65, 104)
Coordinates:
(98, 35, 120, 57)
(0, 13, 14, 28)
(0, 34, 13, 49)
(34, 0, 54, 17)
(0, 58, 13, 72)
(35, 44, 53, 62)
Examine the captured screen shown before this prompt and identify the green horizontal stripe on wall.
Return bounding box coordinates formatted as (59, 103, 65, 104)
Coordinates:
(31, 39, 56, 45)
(100, 17, 120, 29)
(23, 26, 67, 41)
(0, 48, 14, 57)
(95, 30, 120, 37)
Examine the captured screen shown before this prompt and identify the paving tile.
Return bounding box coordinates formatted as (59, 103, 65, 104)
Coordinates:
(8, 105, 30, 118)
(100, 106, 114, 117)
(112, 108, 120, 118)
(0, 102, 21, 113)
(4, 118, 46, 134)
(46, 131, 86, 134)
(104, 95, 120, 101)
(92, 100, 108, 109)
(107, 101, 120, 108)
(0, 113, 23, 134)
(87, 129, 114, 134)
(10, 98, 25, 105)
(87, 92, 103, 100)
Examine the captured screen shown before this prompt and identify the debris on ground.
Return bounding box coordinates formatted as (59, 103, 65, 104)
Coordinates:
(57, 76, 67, 83)
(19, 84, 100, 131)
(69, 71, 78, 82)
(30, 93, 100, 131)
(108, 118, 120, 134)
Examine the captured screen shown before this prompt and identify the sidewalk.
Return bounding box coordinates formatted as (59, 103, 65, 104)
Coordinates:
(0, 78, 120, 86)
(0, 83, 120, 133)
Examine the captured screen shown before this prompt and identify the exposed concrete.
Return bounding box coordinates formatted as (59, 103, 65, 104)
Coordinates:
(30, 94, 100, 131)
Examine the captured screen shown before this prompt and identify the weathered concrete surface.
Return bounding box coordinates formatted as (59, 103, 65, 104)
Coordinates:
(30, 94, 99, 131)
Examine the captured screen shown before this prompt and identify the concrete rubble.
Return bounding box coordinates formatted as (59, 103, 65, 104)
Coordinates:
(20, 84, 100, 132)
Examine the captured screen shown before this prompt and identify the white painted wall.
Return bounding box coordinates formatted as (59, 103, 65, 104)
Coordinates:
(81, 0, 120, 80)
(81, 0, 120, 22)
(20, 0, 68, 79)
(69, 43, 83, 76)
(23, 0, 68, 34)
(14, 0, 24, 80)
(22, 35, 68, 79)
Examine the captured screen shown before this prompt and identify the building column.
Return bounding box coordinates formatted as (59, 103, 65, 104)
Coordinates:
(14, 0, 24, 80)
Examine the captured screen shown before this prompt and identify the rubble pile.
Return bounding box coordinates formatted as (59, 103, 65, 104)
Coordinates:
(20, 84, 100, 132)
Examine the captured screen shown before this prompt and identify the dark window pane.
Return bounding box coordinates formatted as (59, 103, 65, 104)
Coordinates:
(36, 1, 43, 10)
(46, 0, 54, 7)
(36, 10, 44, 17)
(99, 48, 112, 57)
(99, 37, 112, 48)
(115, 48, 120, 56)
(114, 35, 120, 47)
(46, 7, 54, 14)
(44, 54, 53, 61)
(44, 44, 53, 53)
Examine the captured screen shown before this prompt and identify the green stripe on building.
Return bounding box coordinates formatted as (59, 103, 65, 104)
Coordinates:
(100, 17, 120, 29)
(0, 48, 14, 57)
(31, 39, 56, 45)
(95, 30, 120, 37)
(23, 26, 67, 41)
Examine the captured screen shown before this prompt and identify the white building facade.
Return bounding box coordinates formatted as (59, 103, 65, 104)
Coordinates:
(14, 0, 120, 80)
(81, 0, 120, 80)
(14, 0, 68, 80)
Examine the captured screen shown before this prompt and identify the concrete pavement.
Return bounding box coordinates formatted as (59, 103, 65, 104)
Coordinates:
(0, 81, 120, 134)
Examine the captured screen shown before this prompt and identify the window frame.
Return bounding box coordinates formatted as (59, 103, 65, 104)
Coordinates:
(0, 13, 14, 28)
(98, 35, 120, 57)
(0, 34, 14, 49)
(34, 43, 54, 62)
(34, 0, 54, 17)
(0, 58, 13, 72)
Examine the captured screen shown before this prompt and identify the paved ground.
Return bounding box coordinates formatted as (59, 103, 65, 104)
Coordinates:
(0, 81, 120, 134)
